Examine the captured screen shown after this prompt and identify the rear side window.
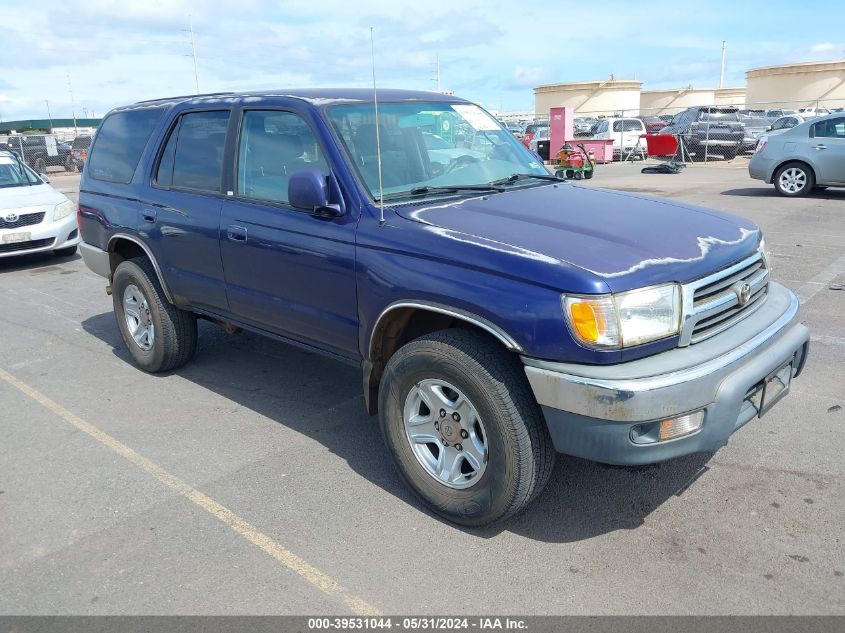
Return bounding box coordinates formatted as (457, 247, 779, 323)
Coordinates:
(156, 110, 230, 192)
(814, 117, 845, 139)
(88, 108, 164, 183)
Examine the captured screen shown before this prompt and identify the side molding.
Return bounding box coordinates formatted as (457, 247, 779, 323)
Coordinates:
(107, 233, 175, 303)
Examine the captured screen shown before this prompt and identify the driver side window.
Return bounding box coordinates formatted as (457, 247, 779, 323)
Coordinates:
(236, 110, 328, 205)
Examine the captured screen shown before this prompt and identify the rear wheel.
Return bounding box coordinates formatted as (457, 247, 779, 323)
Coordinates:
(774, 162, 814, 197)
(34, 157, 47, 173)
(112, 257, 197, 372)
(378, 329, 555, 526)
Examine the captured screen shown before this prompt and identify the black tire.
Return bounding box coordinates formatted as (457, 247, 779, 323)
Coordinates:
(53, 245, 77, 257)
(112, 257, 197, 373)
(64, 155, 78, 173)
(378, 329, 555, 526)
(34, 157, 47, 173)
(774, 161, 815, 197)
(584, 169, 594, 179)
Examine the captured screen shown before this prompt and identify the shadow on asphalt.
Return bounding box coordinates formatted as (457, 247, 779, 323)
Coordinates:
(81, 312, 714, 543)
(721, 187, 845, 199)
(0, 249, 81, 274)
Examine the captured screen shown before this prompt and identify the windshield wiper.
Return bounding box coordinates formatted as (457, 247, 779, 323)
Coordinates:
(488, 173, 564, 186)
(8, 149, 35, 186)
(377, 184, 503, 202)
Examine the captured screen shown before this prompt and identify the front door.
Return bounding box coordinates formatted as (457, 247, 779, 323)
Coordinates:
(219, 108, 359, 359)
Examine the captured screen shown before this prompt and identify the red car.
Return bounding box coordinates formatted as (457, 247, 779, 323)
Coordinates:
(520, 121, 549, 147)
(637, 116, 668, 134)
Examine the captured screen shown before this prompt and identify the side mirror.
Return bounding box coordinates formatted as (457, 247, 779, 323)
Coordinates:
(40, 173, 50, 183)
(288, 168, 342, 216)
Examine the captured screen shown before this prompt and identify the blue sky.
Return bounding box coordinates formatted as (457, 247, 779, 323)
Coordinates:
(1, 0, 843, 121)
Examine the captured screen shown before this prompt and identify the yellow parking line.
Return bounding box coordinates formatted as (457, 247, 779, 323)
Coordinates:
(0, 368, 380, 616)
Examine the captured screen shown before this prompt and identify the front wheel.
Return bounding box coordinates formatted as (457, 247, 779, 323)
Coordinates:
(112, 257, 197, 372)
(774, 162, 815, 197)
(378, 329, 555, 526)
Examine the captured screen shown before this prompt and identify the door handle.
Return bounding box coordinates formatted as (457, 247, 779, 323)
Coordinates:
(226, 225, 248, 242)
(142, 209, 157, 223)
(814, 144, 827, 150)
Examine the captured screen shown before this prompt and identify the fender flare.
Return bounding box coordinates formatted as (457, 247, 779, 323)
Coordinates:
(107, 233, 175, 303)
(368, 300, 523, 361)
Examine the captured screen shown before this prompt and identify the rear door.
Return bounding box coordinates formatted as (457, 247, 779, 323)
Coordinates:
(140, 109, 231, 312)
(812, 117, 845, 184)
(219, 107, 359, 358)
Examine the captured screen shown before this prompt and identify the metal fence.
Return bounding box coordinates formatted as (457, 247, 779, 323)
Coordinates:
(0, 131, 93, 174)
(501, 97, 845, 163)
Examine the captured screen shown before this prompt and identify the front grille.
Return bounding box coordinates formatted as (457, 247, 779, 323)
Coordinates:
(0, 237, 55, 253)
(680, 252, 769, 345)
(0, 212, 45, 229)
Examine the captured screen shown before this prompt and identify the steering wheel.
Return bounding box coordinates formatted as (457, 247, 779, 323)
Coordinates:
(444, 154, 480, 174)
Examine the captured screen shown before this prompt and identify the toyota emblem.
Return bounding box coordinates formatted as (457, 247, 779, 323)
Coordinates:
(3, 212, 19, 223)
(735, 282, 752, 306)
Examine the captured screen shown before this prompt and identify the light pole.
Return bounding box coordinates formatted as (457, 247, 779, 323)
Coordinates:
(45, 100, 54, 132)
(67, 74, 79, 135)
(719, 41, 727, 88)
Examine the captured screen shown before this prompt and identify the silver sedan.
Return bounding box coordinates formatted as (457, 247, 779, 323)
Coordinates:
(749, 112, 845, 196)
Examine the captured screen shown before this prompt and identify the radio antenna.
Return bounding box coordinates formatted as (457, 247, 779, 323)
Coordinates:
(370, 27, 386, 226)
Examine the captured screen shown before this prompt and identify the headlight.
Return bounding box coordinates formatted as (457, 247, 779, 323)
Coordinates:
(563, 284, 681, 349)
(54, 199, 75, 221)
(759, 235, 772, 271)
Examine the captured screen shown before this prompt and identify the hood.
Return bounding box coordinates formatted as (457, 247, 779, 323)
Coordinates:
(0, 183, 67, 212)
(396, 183, 759, 293)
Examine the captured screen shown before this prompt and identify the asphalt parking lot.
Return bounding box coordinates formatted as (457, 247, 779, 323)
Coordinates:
(1, 164, 843, 615)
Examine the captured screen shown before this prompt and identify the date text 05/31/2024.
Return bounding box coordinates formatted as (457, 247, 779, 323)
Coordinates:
(307, 617, 528, 630)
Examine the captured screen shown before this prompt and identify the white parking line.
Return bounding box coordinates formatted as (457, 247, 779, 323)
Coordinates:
(796, 254, 845, 305)
(0, 368, 382, 617)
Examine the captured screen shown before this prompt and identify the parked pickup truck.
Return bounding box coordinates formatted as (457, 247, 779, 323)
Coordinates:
(78, 90, 810, 526)
(659, 106, 746, 159)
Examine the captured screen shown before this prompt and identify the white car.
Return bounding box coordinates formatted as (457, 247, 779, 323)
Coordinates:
(0, 151, 79, 258)
(797, 107, 830, 118)
(591, 117, 648, 159)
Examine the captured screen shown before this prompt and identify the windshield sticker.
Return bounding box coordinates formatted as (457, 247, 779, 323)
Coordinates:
(451, 104, 500, 131)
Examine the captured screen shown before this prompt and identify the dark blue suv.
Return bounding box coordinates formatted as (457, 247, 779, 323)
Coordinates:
(79, 89, 810, 526)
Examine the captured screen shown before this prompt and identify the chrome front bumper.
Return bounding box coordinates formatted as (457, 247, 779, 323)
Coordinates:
(523, 283, 809, 464)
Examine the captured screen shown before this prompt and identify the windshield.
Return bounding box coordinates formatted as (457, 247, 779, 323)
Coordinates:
(327, 102, 549, 200)
(0, 155, 39, 188)
(612, 120, 644, 132)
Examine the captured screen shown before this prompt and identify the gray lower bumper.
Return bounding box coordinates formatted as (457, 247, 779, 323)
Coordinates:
(523, 283, 810, 465)
(80, 241, 110, 279)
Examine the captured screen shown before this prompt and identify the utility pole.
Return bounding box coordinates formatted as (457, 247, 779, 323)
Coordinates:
(67, 74, 79, 135)
(436, 53, 441, 92)
(45, 100, 54, 132)
(186, 15, 200, 94)
(719, 41, 727, 88)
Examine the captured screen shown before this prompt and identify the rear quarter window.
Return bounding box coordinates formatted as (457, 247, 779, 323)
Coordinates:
(88, 108, 165, 184)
